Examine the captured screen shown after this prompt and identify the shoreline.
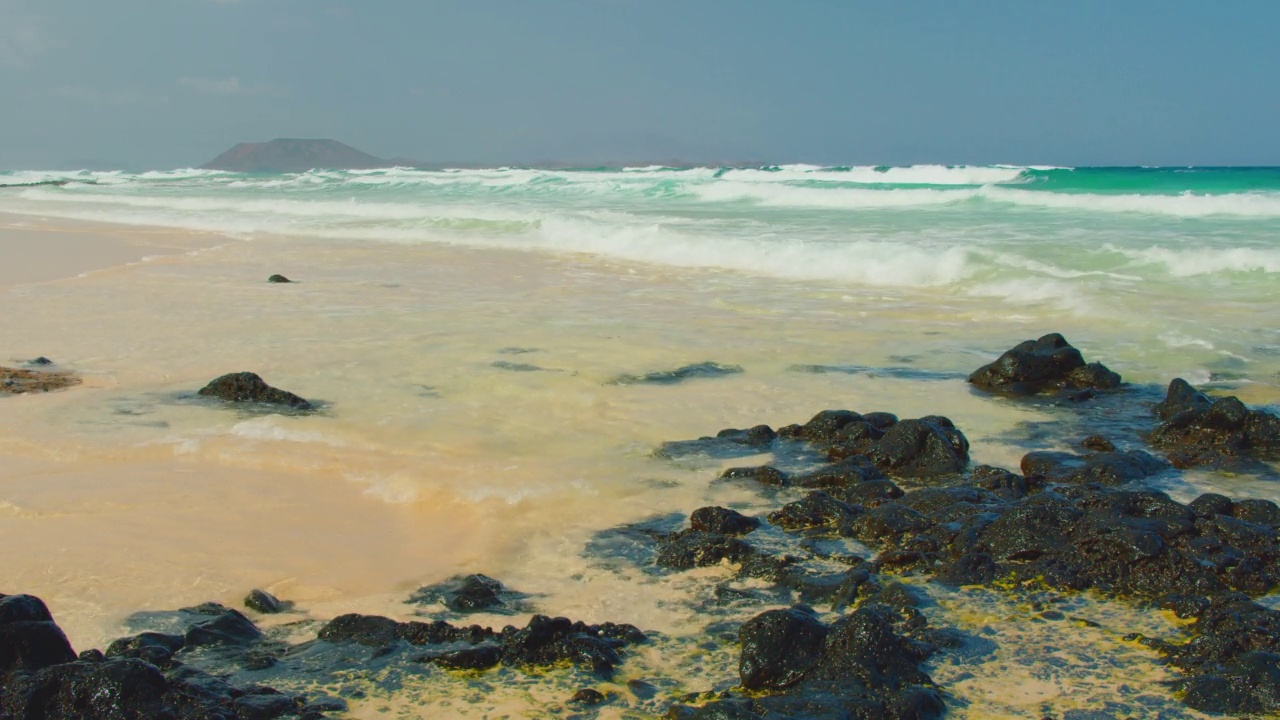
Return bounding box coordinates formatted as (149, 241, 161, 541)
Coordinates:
(0, 213, 231, 290)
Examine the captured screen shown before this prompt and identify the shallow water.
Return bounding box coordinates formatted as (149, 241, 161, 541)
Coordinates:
(1, 165, 1279, 716)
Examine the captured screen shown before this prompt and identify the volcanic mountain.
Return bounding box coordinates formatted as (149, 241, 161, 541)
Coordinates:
(201, 138, 392, 173)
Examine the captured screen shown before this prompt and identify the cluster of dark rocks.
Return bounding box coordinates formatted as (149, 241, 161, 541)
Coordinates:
(0, 593, 341, 720)
(633, 334, 1280, 717)
(0, 583, 647, 719)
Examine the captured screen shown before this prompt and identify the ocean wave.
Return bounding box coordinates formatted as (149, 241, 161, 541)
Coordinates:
(1125, 246, 1280, 276)
(516, 217, 975, 286)
(717, 164, 1030, 185)
(982, 187, 1280, 218)
(691, 182, 976, 208)
(965, 277, 1097, 315)
(14, 188, 539, 224)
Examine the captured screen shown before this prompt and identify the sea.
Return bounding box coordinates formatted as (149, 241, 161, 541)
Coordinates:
(1, 164, 1278, 718)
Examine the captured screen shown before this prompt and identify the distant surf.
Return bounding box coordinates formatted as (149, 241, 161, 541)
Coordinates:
(2, 164, 1279, 302)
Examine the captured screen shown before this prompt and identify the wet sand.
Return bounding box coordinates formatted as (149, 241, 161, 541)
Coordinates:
(0, 213, 226, 289)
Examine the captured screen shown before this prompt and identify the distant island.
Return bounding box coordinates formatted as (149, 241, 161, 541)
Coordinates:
(200, 138, 766, 173)
(202, 139, 394, 173)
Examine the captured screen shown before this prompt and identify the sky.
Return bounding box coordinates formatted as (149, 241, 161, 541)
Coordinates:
(1, 0, 1278, 169)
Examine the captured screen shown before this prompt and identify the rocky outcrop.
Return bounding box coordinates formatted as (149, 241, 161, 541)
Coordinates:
(777, 410, 970, 479)
(1149, 378, 1280, 467)
(967, 333, 1121, 399)
(318, 611, 645, 677)
(644, 389, 1280, 716)
(0, 593, 325, 720)
(197, 372, 312, 410)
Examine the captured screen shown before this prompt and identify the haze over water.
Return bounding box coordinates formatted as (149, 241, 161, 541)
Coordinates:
(1, 163, 1278, 717)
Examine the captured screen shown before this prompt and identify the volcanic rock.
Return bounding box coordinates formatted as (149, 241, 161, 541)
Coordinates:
(1148, 378, 1280, 467)
(197, 372, 312, 410)
(967, 333, 1120, 397)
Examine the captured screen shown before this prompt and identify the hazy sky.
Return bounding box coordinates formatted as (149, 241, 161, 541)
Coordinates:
(2, 1, 1278, 168)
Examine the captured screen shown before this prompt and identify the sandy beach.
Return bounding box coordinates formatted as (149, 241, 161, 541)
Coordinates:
(0, 210, 1270, 718)
(0, 214, 228, 289)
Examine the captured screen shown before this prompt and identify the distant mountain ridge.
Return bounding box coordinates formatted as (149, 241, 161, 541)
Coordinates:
(202, 139, 392, 172)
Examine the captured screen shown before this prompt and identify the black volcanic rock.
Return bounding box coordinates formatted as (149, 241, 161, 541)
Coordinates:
(408, 574, 527, 614)
(244, 589, 290, 615)
(968, 333, 1120, 398)
(689, 506, 760, 536)
(202, 138, 391, 173)
(0, 594, 318, 720)
(1148, 378, 1280, 467)
(197, 372, 312, 410)
(738, 607, 829, 691)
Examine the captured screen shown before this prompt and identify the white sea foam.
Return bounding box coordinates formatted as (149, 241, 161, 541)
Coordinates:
(1159, 334, 1216, 350)
(965, 277, 1097, 315)
(719, 164, 1029, 185)
(518, 217, 975, 286)
(1126, 246, 1280, 276)
(229, 417, 341, 445)
(691, 182, 976, 208)
(982, 187, 1280, 218)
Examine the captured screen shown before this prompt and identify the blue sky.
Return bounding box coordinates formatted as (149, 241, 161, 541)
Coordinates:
(1, 0, 1277, 168)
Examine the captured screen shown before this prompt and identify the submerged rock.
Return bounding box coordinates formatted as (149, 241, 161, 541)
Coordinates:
(609, 361, 743, 386)
(243, 589, 291, 615)
(718, 465, 790, 486)
(197, 371, 312, 410)
(408, 574, 528, 614)
(568, 687, 607, 705)
(267, 274, 293, 283)
(316, 610, 643, 678)
(1148, 378, 1280, 467)
(967, 333, 1121, 398)
(1020, 448, 1167, 486)
(0, 366, 81, 395)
